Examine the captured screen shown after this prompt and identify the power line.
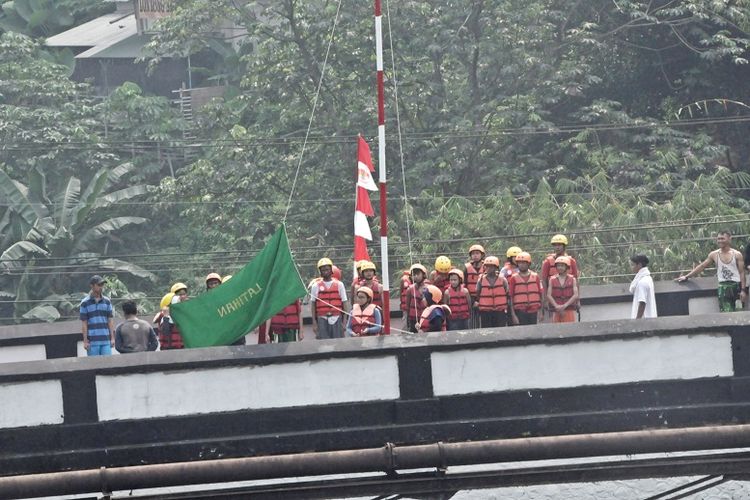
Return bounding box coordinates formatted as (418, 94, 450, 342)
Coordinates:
(1, 115, 749, 152)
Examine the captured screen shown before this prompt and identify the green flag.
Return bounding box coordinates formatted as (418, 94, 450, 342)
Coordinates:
(170, 226, 306, 348)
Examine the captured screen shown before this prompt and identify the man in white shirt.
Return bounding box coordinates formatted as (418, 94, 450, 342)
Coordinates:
(630, 255, 657, 319)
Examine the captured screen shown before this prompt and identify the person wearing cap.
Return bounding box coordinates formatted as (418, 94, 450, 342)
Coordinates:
(502, 246, 522, 280)
(430, 255, 452, 291)
(541, 234, 580, 321)
(509, 252, 544, 325)
(474, 256, 511, 328)
(115, 301, 158, 353)
(205, 272, 222, 290)
(159, 282, 188, 350)
(346, 286, 383, 337)
(630, 255, 657, 319)
(404, 263, 429, 333)
(443, 269, 471, 331)
(546, 256, 579, 323)
(80, 275, 115, 356)
(465, 244, 486, 329)
(310, 258, 349, 339)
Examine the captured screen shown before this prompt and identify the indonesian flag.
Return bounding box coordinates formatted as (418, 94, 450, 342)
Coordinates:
(354, 136, 377, 263)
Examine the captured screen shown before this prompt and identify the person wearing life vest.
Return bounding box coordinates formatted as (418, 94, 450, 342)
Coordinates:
(541, 234, 580, 318)
(509, 252, 544, 325)
(346, 286, 383, 337)
(502, 246, 522, 280)
(267, 299, 304, 342)
(350, 260, 369, 299)
(547, 256, 579, 323)
(159, 282, 188, 349)
(418, 285, 451, 333)
(310, 258, 349, 339)
(399, 269, 412, 318)
(205, 272, 222, 290)
(404, 263, 429, 333)
(443, 268, 471, 331)
(355, 261, 384, 309)
(474, 256, 511, 328)
(429, 255, 452, 291)
(465, 244, 486, 329)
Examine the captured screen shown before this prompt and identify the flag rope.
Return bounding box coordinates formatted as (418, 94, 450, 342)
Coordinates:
(385, 0, 414, 266)
(305, 293, 414, 336)
(282, 0, 344, 223)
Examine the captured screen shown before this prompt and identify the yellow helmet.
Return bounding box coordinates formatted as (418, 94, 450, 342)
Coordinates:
(170, 282, 188, 294)
(360, 261, 377, 272)
(356, 286, 374, 301)
(205, 272, 222, 284)
(222, 275, 233, 283)
(434, 255, 452, 273)
(425, 284, 443, 303)
(448, 268, 464, 282)
(355, 259, 369, 271)
(410, 263, 428, 275)
(506, 246, 523, 258)
(484, 256, 500, 267)
(469, 244, 485, 255)
(159, 292, 175, 309)
(551, 234, 569, 246)
(317, 257, 334, 269)
(515, 252, 532, 264)
(554, 255, 571, 268)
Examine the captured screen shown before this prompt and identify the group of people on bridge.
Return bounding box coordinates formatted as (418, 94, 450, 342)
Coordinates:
(79, 231, 747, 355)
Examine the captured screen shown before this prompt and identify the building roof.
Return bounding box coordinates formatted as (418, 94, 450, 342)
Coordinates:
(46, 12, 139, 58)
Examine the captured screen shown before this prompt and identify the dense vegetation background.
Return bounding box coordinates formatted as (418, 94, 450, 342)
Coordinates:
(1, 0, 750, 322)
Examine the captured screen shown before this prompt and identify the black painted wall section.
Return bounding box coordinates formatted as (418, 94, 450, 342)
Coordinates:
(0, 312, 748, 476)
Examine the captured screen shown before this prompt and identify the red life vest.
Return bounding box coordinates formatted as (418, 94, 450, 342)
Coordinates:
(477, 275, 509, 312)
(444, 286, 470, 319)
(315, 279, 344, 316)
(510, 272, 543, 313)
(400, 274, 412, 312)
(550, 275, 576, 309)
(464, 261, 484, 297)
(270, 300, 301, 332)
(350, 303, 380, 336)
(158, 319, 184, 350)
(430, 271, 450, 291)
(356, 278, 383, 308)
(405, 283, 426, 323)
(419, 304, 451, 332)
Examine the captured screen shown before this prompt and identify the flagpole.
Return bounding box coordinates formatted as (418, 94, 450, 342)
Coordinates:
(374, 0, 390, 334)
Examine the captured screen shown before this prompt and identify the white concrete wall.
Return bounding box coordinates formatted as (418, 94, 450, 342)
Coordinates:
(431, 333, 734, 396)
(579, 302, 632, 322)
(0, 344, 46, 364)
(0, 380, 64, 428)
(689, 296, 720, 315)
(96, 355, 400, 420)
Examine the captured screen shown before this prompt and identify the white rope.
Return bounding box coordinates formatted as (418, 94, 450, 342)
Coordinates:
(306, 291, 414, 335)
(385, 0, 414, 265)
(282, 0, 345, 223)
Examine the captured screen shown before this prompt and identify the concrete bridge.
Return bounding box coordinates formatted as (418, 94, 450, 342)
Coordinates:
(1, 278, 750, 498)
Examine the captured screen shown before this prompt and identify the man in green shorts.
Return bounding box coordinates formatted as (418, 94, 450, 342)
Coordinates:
(676, 230, 746, 312)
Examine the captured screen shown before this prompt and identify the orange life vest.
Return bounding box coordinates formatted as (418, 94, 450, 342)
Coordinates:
(445, 286, 470, 319)
(510, 272, 542, 313)
(350, 303, 380, 336)
(315, 279, 344, 316)
(464, 261, 484, 297)
(270, 300, 301, 332)
(477, 275, 509, 312)
(400, 274, 412, 312)
(405, 283, 426, 323)
(355, 278, 383, 308)
(419, 304, 451, 332)
(550, 275, 576, 309)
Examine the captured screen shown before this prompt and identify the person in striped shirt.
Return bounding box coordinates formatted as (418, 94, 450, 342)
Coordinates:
(80, 275, 115, 356)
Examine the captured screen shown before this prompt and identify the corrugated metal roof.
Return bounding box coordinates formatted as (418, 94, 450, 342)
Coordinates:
(46, 12, 137, 50)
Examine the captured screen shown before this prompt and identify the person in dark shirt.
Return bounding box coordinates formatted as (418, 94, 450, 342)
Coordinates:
(115, 301, 158, 353)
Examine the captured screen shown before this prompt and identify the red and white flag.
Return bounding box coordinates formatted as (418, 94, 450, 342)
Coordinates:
(354, 136, 377, 263)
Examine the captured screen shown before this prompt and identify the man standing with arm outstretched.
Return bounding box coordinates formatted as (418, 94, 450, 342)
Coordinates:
(676, 230, 746, 312)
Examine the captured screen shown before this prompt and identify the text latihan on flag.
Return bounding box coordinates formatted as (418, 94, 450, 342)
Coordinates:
(170, 226, 306, 348)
